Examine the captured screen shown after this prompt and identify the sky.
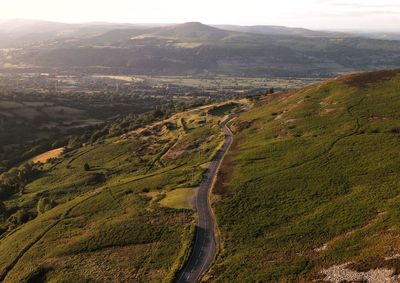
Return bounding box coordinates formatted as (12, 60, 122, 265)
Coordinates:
(0, 0, 399, 31)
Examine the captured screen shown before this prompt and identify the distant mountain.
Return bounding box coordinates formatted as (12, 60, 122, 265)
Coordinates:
(89, 28, 151, 44)
(214, 25, 330, 37)
(0, 19, 150, 46)
(151, 22, 232, 40)
(0, 19, 73, 35)
(2, 21, 400, 77)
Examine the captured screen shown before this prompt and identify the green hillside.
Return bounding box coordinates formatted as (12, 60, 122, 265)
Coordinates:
(151, 22, 232, 40)
(0, 102, 238, 282)
(210, 70, 400, 282)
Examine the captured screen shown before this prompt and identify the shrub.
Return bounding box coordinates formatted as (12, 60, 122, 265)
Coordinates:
(0, 186, 14, 200)
(37, 197, 56, 214)
(83, 173, 106, 185)
(0, 201, 6, 215)
(8, 209, 30, 225)
(24, 266, 53, 283)
(124, 189, 133, 195)
(371, 128, 380, 133)
(390, 128, 400, 134)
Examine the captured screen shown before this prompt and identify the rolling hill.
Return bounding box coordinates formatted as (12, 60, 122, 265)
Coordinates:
(2, 68, 400, 281)
(151, 22, 232, 40)
(2, 21, 400, 77)
(209, 69, 400, 282)
(214, 24, 332, 37)
(0, 101, 241, 282)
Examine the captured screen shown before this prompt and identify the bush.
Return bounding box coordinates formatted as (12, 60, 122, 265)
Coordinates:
(371, 128, 380, 133)
(8, 209, 31, 225)
(83, 173, 106, 186)
(390, 128, 400, 134)
(0, 201, 6, 215)
(0, 163, 38, 200)
(124, 189, 133, 195)
(37, 197, 56, 214)
(0, 186, 14, 200)
(24, 266, 53, 283)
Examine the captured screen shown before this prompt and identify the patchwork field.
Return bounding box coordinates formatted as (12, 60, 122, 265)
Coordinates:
(210, 70, 400, 282)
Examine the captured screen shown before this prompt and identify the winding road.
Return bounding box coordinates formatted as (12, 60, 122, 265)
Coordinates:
(175, 113, 237, 283)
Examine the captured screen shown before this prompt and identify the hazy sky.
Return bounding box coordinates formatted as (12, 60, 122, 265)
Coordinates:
(0, 0, 399, 31)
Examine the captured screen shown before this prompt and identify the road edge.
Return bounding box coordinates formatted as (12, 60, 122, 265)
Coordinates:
(199, 113, 238, 281)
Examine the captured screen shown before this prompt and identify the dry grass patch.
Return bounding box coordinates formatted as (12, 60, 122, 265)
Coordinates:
(343, 69, 400, 88)
(29, 147, 64, 164)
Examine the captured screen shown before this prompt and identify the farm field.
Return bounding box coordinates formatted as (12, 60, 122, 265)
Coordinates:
(210, 70, 400, 282)
(143, 76, 320, 91)
(0, 100, 244, 282)
(29, 147, 64, 164)
(1, 70, 276, 174)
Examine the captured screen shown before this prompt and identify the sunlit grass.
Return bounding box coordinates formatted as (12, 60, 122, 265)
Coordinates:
(160, 188, 197, 209)
(212, 72, 400, 281)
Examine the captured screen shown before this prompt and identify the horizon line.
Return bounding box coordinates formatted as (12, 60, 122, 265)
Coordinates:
(0, 17, 399, 33)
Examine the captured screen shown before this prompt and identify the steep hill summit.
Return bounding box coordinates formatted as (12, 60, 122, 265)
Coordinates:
(153, 22, 231, 40)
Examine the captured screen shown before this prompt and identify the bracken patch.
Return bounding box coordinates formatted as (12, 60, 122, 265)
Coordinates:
(342, 69, 400, 88)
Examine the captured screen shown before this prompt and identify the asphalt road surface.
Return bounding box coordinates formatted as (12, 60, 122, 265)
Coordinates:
(175, 114, 236, 283)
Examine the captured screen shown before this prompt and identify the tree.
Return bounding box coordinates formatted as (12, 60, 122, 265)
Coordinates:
(108, 124, 122, 137)
(0, 186, 12, 200)
(0, 201, 6, 215)
(84, 163, 90, 171)
(18, 163, 34, 183)
(67, 135, 80, 149)
(1, 168, 19, 187)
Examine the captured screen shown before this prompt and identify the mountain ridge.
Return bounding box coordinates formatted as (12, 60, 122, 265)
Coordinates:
(2, 21, 400, 77)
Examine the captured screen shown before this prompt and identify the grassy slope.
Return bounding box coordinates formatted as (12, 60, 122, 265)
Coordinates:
(160, 188, 197, 210)
(0, 102, 235, 282)
(211, 70, 400, 282)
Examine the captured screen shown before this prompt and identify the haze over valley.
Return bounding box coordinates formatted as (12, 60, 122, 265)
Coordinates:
(1, 20, 400, 77)
(1, 1, 400, 282)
